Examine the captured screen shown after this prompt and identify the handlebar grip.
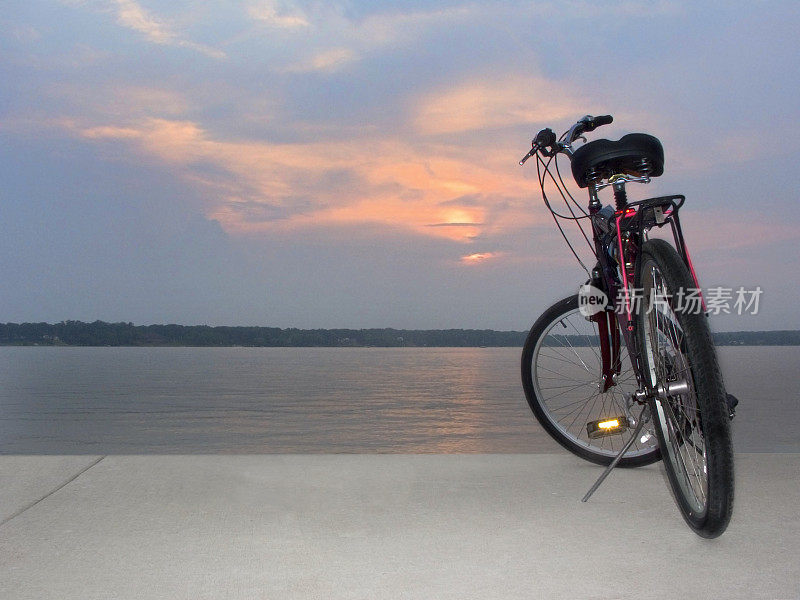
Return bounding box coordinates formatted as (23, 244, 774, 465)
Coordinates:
(519, 128, 558, 165)
(593, 115, 613, 127)
(535, 128, 557, 148)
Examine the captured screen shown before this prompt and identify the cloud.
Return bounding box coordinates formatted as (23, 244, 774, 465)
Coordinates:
(281, 47, 357, 73)
(47, 83, 189, 121)
(81, 124, 143, 139)
(682, 210, 800, 253)
(414, 76, 584, 135)
(241, 3, 481, 75)
(461, 251, 502, 264)
(114, 0, 172, 43)
(110, 0, 225, 58)
(247, 1, 309, 28)
(346, 4, 480, 47)
(9, 24, 42, 43)
(66, 115, 542, 243)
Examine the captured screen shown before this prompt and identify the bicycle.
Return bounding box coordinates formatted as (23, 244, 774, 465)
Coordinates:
(518, 115, 735, 537)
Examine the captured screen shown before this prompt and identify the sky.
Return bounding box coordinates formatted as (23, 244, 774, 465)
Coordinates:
(1, 0, 798, 330)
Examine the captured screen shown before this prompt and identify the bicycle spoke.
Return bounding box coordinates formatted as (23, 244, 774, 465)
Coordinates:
(527, 304, 658, 460)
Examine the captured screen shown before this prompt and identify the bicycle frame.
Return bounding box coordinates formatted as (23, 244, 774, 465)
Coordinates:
(586, 184, 704, 397)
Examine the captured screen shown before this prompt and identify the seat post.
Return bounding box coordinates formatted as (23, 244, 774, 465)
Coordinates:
(588, 184, 602, 213)
(613, 181, 628, 211)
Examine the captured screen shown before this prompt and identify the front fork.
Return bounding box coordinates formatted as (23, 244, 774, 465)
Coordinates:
(587, 194, 629, 396)
(589, 309, 621, 393)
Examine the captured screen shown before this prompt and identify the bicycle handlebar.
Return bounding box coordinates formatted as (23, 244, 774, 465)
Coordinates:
(585, 114, 613, 131)
(519, 114, 613, 165)
(565, 114, 613, 145)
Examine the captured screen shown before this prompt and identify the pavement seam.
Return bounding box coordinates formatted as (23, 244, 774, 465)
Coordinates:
(0, 455, 106, 528)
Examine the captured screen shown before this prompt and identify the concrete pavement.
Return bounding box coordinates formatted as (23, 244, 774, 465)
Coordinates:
(1, 454, 798, 599)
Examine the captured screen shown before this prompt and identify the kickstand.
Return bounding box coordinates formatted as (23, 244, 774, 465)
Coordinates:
(582, 406, 648, 503)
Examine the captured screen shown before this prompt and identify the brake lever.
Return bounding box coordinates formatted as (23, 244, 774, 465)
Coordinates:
(519, 146, 538, 165)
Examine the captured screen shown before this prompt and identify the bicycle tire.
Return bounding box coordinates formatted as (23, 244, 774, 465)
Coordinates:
(637, 239, 734, 537)
(521, 295, 661, 467)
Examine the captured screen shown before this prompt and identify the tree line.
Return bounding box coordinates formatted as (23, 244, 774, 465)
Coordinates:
(0, 321, 798, 347)
(0, 321, 525, 347)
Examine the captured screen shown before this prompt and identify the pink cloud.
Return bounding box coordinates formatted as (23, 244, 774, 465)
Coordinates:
(460, 252, 503, 264)
(69, 116, 548, 243)
(413, 76, 584, 136)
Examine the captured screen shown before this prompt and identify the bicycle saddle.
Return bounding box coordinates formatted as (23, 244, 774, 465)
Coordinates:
(570, 133, 664, 188)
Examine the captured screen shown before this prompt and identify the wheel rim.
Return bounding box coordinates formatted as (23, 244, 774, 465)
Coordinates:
(531, 307, 658, 458)
(643, 264, 707, 515)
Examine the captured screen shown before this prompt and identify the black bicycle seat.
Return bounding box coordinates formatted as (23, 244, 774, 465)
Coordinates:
(570, 133, 664, 188)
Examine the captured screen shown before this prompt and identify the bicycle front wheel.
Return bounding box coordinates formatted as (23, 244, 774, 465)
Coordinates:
(638, 239, 734, 537)
(521, 295, 661, 467)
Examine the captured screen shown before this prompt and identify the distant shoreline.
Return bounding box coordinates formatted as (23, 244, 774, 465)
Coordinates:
(1, 321, 799, 347)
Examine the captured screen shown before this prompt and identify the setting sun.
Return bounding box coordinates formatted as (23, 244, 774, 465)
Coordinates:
(461, 252, 501, 264)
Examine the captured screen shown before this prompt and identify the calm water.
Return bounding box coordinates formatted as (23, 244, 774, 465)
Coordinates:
(0, 346, 796, 453)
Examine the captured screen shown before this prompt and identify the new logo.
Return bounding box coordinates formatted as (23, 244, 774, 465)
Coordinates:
(578, 284, 608, 317)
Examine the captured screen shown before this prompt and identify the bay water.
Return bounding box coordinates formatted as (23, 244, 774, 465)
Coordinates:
(0, 346, 796, 453)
